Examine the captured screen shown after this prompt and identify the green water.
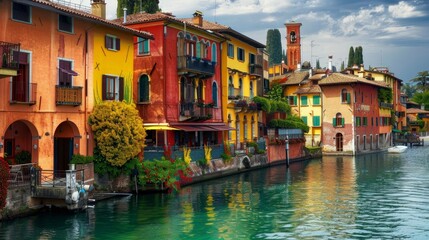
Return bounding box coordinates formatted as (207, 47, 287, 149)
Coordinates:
(2, 147, 429, 239)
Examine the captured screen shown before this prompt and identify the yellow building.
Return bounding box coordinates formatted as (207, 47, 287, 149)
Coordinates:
(196, 18, 265, 148)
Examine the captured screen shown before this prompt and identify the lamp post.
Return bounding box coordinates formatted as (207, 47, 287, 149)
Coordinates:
(285, 136, 289, 168)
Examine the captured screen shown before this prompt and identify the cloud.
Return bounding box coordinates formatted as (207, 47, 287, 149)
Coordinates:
(388, 1, 426, 18)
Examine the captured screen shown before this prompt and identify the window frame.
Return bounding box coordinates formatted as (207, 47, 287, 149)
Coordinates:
(137, 37, 150, 55)
(105, 35, 120, 51)
(102, 74, 124, 101)
(138, 74, 150, 103)
(12, 2, 32, 24)
(58, 58, 76, 87)
(227, 43, 234, 58)
(313, 95, 321, 105)
(237, 47, 245, 62)
(58, 14, 74, 33)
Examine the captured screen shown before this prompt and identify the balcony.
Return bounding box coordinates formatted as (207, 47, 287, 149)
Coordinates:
(56, 85, 82, 106)
(177, 56, 215, 78)
(228, 87, 242, 100)
(379, 102, 393, 109)
(179, 102, 213, 121)
(0, 41, 20, 78)
(10, 83, 37, 105)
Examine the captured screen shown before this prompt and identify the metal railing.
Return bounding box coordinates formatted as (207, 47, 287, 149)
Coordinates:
(10, 82, 37, 105)
(7, 163, 35, 188)
(56, 85, 82, 106)
(179, 102, 213, 119)
(177, 56, 215, 75)
(0, 41, 20, 70)
(32, 169, 85, 188)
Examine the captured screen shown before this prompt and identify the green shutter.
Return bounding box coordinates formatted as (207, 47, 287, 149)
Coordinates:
(333, 117, 336, 126)
(313, 116, 320, 126)
(144, 39, 150, 54)
(293, 96, 297, 105)
(301, 116, 308, 125)
(301, 96, 308, 105)
(313, 95, 320, 105)
(196, 42, 201, 58)
(342, 118, 345, 126)
(347, 93, 351, 104)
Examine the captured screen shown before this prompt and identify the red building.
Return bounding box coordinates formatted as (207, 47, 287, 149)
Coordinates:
(115, 12, 228, 156)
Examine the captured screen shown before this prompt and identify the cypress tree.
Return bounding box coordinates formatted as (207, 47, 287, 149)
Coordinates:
(316, 59, 320, 69)
(354, 46, 360, 67)
(341, 61, 345, 71)
(347, 47, 354, 68)
(266, 29, 282, 65)
(358, 46, 363, 65)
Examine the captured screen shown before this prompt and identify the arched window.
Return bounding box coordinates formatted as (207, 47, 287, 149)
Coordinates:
(229, 76, 234, 98)
(236, 114, 240, 145)
(211, 43, 217, 63)
(250, 81, 254, 98)
(243, 116, 248, 141)
(212, 81, 218, 107)
(138, 74, 150, 103)
(341, 89, 350, 103)
(228, 114, 232, 141)
(335, 112, 343, 127)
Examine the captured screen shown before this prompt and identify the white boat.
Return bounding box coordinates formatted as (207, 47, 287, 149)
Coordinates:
(388, 145, 408, 153)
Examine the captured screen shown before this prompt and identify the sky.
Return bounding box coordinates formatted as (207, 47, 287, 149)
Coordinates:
(72, 0, 429, 81)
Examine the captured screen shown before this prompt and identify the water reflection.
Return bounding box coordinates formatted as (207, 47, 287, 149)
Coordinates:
(3, 147, 429, 239)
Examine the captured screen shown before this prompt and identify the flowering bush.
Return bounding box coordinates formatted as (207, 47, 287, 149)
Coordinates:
(0, 157, 10, 209)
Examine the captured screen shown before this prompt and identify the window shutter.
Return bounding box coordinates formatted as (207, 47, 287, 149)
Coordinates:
(293, 96, 297, 105)
(342, 118, 345, 127)
(119, 77, 124, 100)
(302, 116, 307, 125)
(116, 38, 120, 50)
(105, 35, 109, 49)
(313, 116, 320, 126)
(333, 118, 336, 126)
(196, 42, 201, 58)
(102, 75, 107, 100)
(144, 39, 149, 54)
(347, 93, 351, 103)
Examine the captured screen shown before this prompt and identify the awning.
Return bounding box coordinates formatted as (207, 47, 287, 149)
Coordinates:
(59, 67, 78, 76)
(171, 123, 234, 132)
(144, 126, 179, 131)
(392, 129, 402, 133)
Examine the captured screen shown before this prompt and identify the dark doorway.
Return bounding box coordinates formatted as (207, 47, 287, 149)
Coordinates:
(54, 137, 73, 172)
(336, 133, 343, 151)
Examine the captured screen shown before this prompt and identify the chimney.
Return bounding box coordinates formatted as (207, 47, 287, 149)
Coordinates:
(91, 0, 106, 19)
(358, 64, 365, 78)
(123, 8, 127, 24)
(192, 10, 203, 26)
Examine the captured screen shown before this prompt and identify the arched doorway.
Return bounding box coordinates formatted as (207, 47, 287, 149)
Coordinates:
(3, 120, 39, 165)
(336, 133, 343, 151)
(54, 121, 79, 172)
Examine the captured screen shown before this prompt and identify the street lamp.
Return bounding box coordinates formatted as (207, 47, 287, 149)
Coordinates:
(285, 136, 289, 168)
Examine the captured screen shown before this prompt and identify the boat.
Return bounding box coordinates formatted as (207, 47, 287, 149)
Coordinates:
(388, 145, 408, 153)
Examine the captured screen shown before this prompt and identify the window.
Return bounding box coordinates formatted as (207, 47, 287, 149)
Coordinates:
(236, 115, 240, 144)
(12, 2, 31, 23)
(363, 117, 368, 126)
(313, 95, 320, 105)
(301, 116, 308, 125)
(288, 96, 297, 106)
(250, 82, 254, 98)
(211, 43, 217, 63)
(58, 59, 78, 87)
(105, 35, 120, 51)
(239, 78, 243, 97)
(58, 14, 73, 33)
(197, 80, 203, 102)
(249, 53, 255, 64)
(137, 37, 150, 55)
(243, 116, 248, 140)
(313, 116, 320, 127)
(341, 89, 350, 103)
(228, 76, 234, 98)
(237, 47, 245, 61)
(301, 96, 308, 106)
(212, 81, 218, 107)
(11, 51, 32, 103)
(227, 43, 234, 58)
(333, 113, 344, 127)
(102, 75, 123, 101)
(228, 114, 232, 141)
(138, 74, 149, 103)
(356, 117, 361, 127)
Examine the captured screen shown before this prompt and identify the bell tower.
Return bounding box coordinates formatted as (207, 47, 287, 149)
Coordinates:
(285, 22, 302, 71)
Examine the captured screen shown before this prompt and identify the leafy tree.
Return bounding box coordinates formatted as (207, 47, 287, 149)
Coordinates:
(266, 29, 282, 65)
(378, 88, 393, 103)
(267, 84, 286, 102)
(316, 59, 320, 69)
(88, 101, 146, 167)
(410, 71, 429, 92)
(402, 83, 417, 98)
(412, 91, 429, 110)
(117, 0, 160, 18)
(347, 46, 354, 67)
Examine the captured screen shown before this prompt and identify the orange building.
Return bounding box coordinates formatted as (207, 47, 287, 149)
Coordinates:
(0, 0, 151, 170)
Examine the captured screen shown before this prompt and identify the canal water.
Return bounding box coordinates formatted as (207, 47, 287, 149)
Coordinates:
(2, 145, 429, 239)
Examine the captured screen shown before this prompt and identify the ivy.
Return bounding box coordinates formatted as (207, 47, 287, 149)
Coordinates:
(378, 88, 392, 103)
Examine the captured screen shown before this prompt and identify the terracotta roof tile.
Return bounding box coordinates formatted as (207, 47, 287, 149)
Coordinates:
(279, 71, 309, 85)
(294, 85, 322, 94)
(30, 0, 153, 39)
(406, 108, 429, 114)
(318, 73, 389, 88)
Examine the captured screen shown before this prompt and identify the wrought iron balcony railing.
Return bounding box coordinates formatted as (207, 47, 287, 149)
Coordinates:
(177, 56, 215, 76)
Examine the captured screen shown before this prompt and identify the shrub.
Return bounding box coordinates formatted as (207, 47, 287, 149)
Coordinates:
(0, 157, 10, 209)
(140, 157, 189, 191)
(253, 96, 270, 112)
(70, 154, 94, 164)
(15, 150, 31, 164)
